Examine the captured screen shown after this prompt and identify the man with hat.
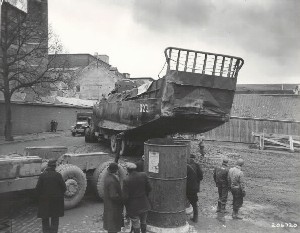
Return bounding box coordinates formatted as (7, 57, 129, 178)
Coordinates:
(213, 157, 230, 213)
(36, 159, 66, 233)
(122, 162, 152, 233)
(186, 154, 203, 223)
(228, 158, 246, 219)
(103, 162, 124, 233)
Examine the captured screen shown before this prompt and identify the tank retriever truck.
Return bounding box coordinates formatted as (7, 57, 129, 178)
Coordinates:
(85, 47, 244, 156)
(0, 147, 127, 209)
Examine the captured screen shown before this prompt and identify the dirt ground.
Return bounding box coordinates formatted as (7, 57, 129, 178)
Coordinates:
(1, 133, 299, 232)
(190, 140, 300, 232)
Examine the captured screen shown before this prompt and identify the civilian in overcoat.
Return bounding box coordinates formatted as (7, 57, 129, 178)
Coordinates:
(36, 159, 66, 233)
(186, 154, 203, 223)
(123, 163, 151, 233)
(103, 163, 124, 233)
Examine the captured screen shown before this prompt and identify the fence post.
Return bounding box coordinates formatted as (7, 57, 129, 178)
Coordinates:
(289, 136, 294, 152)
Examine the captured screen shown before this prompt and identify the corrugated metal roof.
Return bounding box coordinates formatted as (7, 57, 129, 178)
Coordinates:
(232, 94, 300, 121)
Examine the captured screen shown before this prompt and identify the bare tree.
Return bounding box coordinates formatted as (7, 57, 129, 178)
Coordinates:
(0, 1, 69, 141)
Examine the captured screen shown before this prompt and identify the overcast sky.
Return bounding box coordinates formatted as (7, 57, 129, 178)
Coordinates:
(47, 0, 299, 84)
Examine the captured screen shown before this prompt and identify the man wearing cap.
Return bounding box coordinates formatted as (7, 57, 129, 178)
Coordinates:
(135, 155, 145, 172)
(228, 158, 246, 219)
(186, 154, 203, 223)
(122, 162, 152, 233)
(36, 159, 66, 233)
(213, 157, 229, 213)
(103, 163, 124, 233)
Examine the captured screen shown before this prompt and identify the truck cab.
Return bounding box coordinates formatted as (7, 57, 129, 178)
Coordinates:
(71, 112, 92, 136)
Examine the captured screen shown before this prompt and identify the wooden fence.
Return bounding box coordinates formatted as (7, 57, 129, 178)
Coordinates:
(204, 117, 300, 144)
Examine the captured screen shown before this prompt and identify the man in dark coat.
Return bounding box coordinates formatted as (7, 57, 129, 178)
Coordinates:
(36, 159, 66, 233)
(186, 154, 203, 223)
(135, 155, 145, 172)
(103, 162, 124, 233)
(213, 157, 229, 213)
(123, 163, 152, 233)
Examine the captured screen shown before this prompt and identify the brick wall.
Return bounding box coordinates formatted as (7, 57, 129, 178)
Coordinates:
(0, 102, 92, 136)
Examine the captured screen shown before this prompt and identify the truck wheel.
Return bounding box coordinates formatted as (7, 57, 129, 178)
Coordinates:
(110, 135, 117, 153)
(72, 132, 76, 137)
(56, 164, 87, 209)
(119, 139, 129, 156)
(92, 161, 127, 200)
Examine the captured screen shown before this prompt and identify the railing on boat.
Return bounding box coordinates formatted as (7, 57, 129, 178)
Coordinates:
(164, 47, 244, 78)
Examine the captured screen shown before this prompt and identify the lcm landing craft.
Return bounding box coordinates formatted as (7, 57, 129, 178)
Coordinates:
(85, 47, 244, 155)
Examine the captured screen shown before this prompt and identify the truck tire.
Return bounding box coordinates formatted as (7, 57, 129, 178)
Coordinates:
(110, 135, 117, 153)
(92, 161, 127, 200)
(72, 132, 76, 137)
(56, 164, 87, 209)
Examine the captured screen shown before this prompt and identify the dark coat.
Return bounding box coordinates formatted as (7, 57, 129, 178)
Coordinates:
(186, 160, 203, 195)
(213, 164, 229, 187)
(36, 167, 66, 218)
(103, 173, 124, 232)
(135, 159, 144, 172)
(123, 171, 152, 216)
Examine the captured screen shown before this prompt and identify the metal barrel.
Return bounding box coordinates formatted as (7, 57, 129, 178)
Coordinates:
(144, 138, 187, 228)
(174, 139, 191, 158)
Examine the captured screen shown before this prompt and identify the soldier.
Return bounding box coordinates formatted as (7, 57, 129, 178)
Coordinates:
(228, 158, 246, 219)
(122, 163, 152, 233)
(135, 155, 145, 172)
(213, 157, 229, 213)
(186, 154, 203, 223)
(198, 134, 205, 157)
(36, 159, 66, 233)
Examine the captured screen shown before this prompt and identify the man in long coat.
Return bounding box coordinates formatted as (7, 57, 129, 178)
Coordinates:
(186, 154, 203, 223)
(122, 163, 152, 233)
(36, 159, 66, 233)
(103, 163, 124, 233)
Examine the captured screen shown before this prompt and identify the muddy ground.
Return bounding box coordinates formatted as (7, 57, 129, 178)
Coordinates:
(1, 133, 299, 232)
(190, 140, 300, 232)
(67, 136, 300, 232)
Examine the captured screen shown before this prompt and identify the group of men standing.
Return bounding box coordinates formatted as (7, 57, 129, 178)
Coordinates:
(214, 158, 246, 219)
(103, 162, 151, 233)
(35, 153, 245, 233)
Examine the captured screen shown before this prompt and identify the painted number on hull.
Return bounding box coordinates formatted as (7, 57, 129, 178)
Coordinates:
(140, 104, 148, 113)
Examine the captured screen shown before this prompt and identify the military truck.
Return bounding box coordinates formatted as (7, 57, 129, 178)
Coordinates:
(85, 47, 244, 156)
(71, 112, 93, 136)
(0, 147, 126, 209)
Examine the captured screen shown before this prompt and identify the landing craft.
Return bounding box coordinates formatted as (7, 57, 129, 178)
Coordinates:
(85, 47, 244, 156)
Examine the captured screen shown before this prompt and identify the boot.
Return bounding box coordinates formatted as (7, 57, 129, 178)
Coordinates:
(141, 224, 147, 233)
(133, 228, 141, 233)
(191, 208, 198, 223)
(216, 201, 221, 213)
(232, 209, 242, 220)
(221, 204, 228, 214)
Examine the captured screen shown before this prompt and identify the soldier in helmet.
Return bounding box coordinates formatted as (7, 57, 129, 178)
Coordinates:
(228, 158, 246, 219)
(213, 157, 229, 213)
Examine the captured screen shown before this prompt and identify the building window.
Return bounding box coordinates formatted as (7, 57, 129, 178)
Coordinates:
(76, 85, 80, 92)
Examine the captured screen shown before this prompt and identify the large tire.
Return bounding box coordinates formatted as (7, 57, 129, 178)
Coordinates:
(92, 160, 127, 200)
(72, 132, 76, 137)
(56, 164, 87, 209)
(110, 135, 117, 153)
